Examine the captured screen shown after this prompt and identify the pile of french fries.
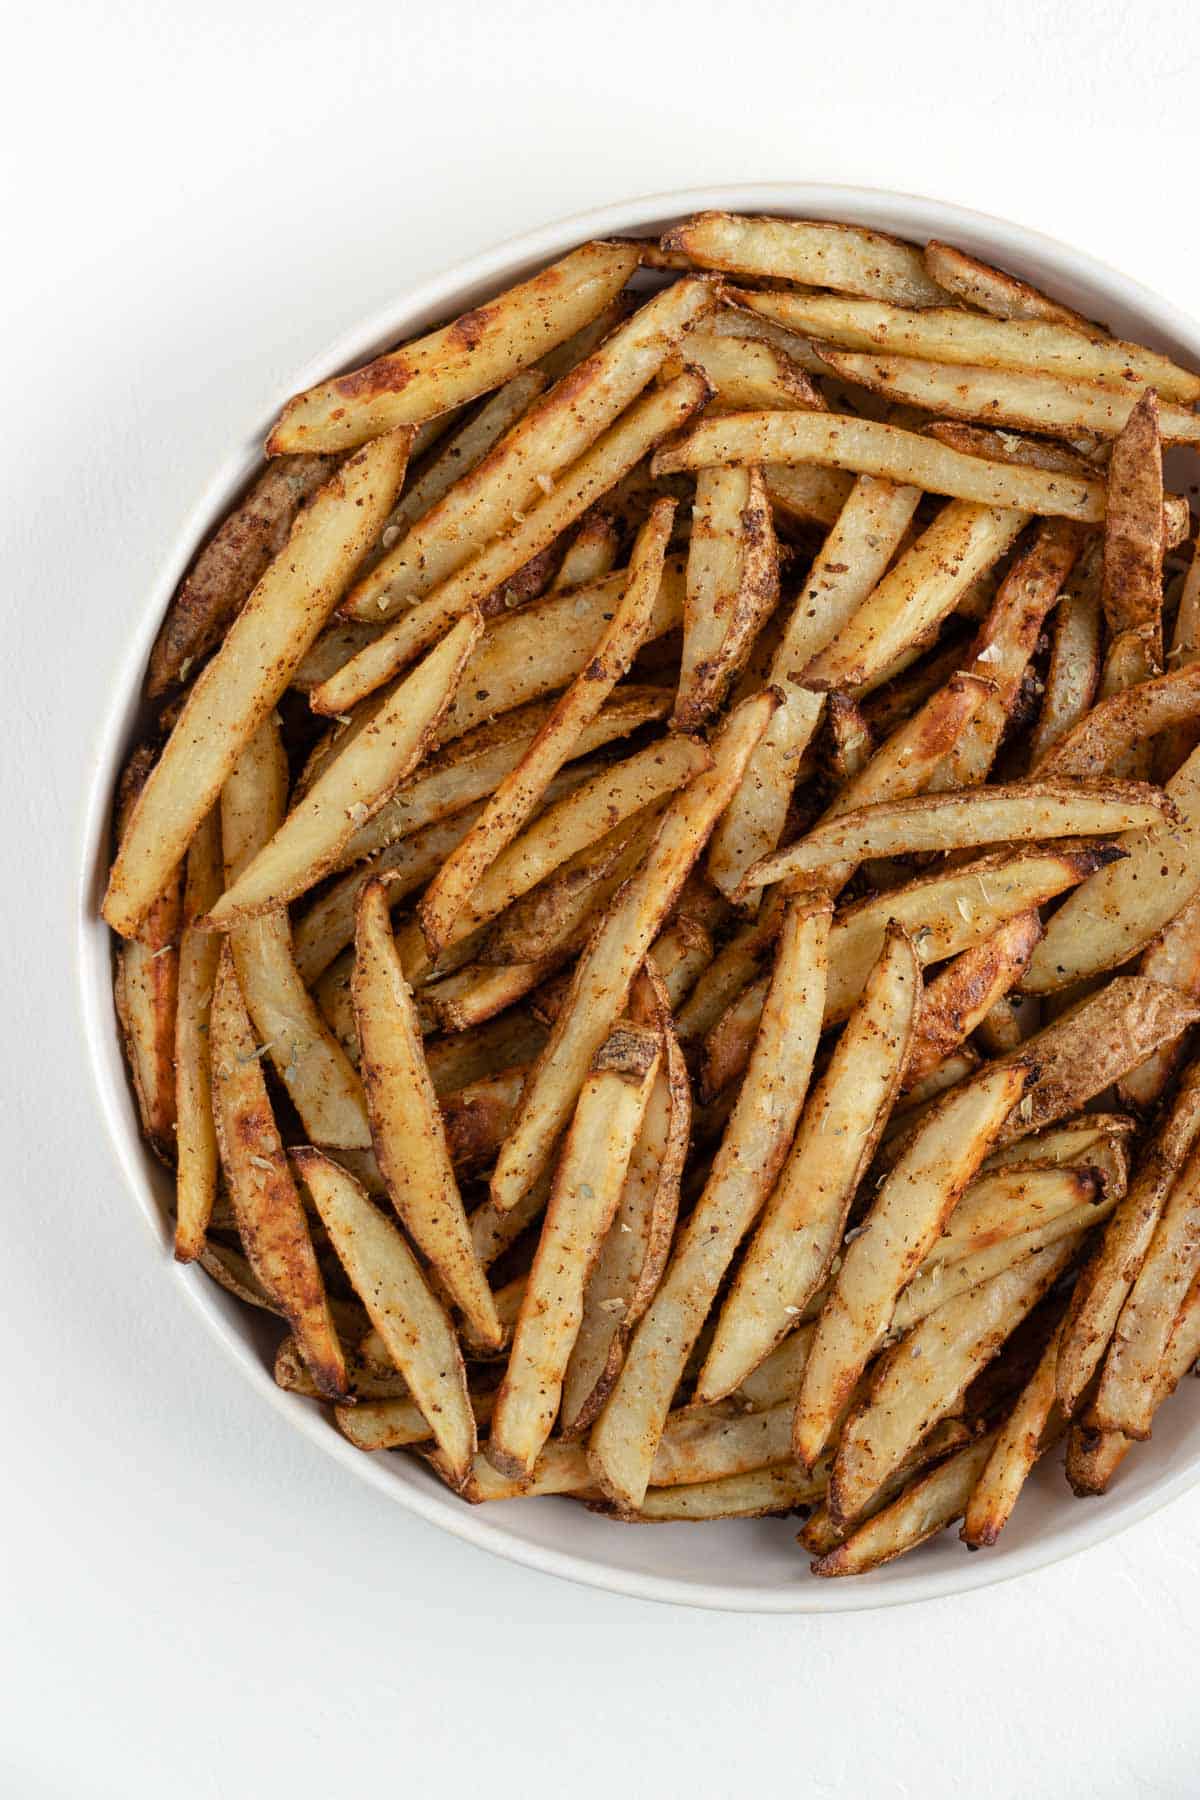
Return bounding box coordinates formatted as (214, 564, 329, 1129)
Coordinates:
(106, 213, 1200, 1579)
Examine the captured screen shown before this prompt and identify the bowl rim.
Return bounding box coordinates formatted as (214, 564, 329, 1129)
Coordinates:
(76, 179, 1200, 1615)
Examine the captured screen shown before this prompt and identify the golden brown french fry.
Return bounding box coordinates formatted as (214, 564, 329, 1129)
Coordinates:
(1036, 659, 1200, 779)
(697, 924, 918, 1404)
(103, 434, 412, 939)
(731, 288, 1200, 403)
(315, 373, 710, 710)
(488, 1025, 660, 1477)
(903, 914, 1043, 1092)
(762, 464, 857, 527)
(825, 693, 874, 785)
(173, 811, 223, 1259)
(929, 1164, 1103, 1266)
(336, 1390, 488, 1452)
(113, 754, 181, 1159)
(587, 897, 830, 1511)
(1120, 891, 1200, 1110)
(490, 691, 777, 1213)
(828, 1236, 1076, 1524)
(652, 412, 1106, 519)
(982, 1115, 1135, 1175)
(1022, 745, 1200, 993)
(292, 1147, 475, 1481)
(923, 240, 1098, 331)
(1029, 542, 1103, 764)
(812, 1433, 996, 1576)
(560, 967, 690, 1435)
(890, 1216, 1100, 1338)
(423, 958, 555, 1034)
(627, 1463, 829, 1522)
(813, 348, 1200, 446)
(960, 1315, 1066, 1547)
(1102, 389, 1165, 643)
(743, 781, 1167, 893)
(208, 610, 481, 925)
(209, 945, 347, 1397)
(801, 1419, 976, 1557)
(675, 467, 779, 731)
(269, 242, 640, 454)
(343, 280, 712, 624)
(924, 420, 1099, 478)
(660, 212, 946, 306)
(646, 1400, 800, 1487)
(419, 503, 675, 953)
(1056, 1058, 1200, 1416)
(148, 454, 336, 698)
(353, 879, 502, 1349)
(662, 332, 824, 412)
(793, 1060, 1032, 1469)
(433, 1441, 596, 1502)
(551, 513, 621, 590)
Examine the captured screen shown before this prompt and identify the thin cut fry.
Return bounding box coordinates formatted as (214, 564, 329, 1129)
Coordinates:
(1067, 1270, 1200, 1493)
(173, 811, 223, 1259)
(113, 753, 181, 1158)
(1036, 660, 1200, 779)
(1029, 543, 1103, 764)
(903, 914, 1043, 1091)
(923, 240, 1098, 331)
(629, 1463, 829, 1522)
(960, 1315, 1066, 1547)
(552, 513, 621, 590)
(660, 212, 946, 306)
(675, 466, 779, 730)
(661, 333, 824, 411)
(812, 1434, 996, 1576)
(1121, 891, 1200, 1111)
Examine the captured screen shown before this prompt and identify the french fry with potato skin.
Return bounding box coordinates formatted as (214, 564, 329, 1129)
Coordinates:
(902, 914, 1043, 1093)
(173, 811, 223, 1259)
(928, 1165, 1103, 1267)
(208, 610, 482, 926)
(268, 241, 640, 454)
(647, 1400, 801, 1487)
(960, 1313, 1066, 1547)
(1035, 659, 1200, 779)
(793, 1060, 1033, 1470)
(627, 1463, 830, 1522)
(660, 211, 947, 306)
(660, 333, 824, 412)
(551, 513, 621, 591)
(353, 879, 502, 1350)
(292, 1147, 476, 1482)
(1100, 389, 1165, 655)
(419, 502, 675, 954)
(812, 1432, 997, 1576)
(587, 897, 830, 1512)
(209, 945, 348, 1398)
(103, 432, 413, 939)
(923, 240, 1098, 331)
(675, 467, 779, 731)
(1119, 891, 1200, 1111)
(696, 924, 918, 1405)
(490, 690, 778, 1214)
(1028, 542, 1103, 765)
(487, 1024, 661, 1479)
(923, 420, 1100, 478)
(336, 1387, 498, 1454)
(801, 1418, 976, 1557)
(112, 750, 181, 1160)
(652, 411, 1107, 519)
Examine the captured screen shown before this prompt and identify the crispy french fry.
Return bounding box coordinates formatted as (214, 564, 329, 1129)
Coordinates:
(983, 1115, 1135, 1175)
(552, 513, 621, 590)
(923, 240, 1097, 331)
(813, 348, 1200, 446)
(1029, 542, 1103, 764)
(1120, 891, 1200, 1110)
(794, 1060, 1031, 1468)
(653, 412, 1106, 519)
(801, 1418, 976, 1556)
(661, 212, 946, 306)
(173, 811, 223, 1259)
(662, 333, 824, 412)
(762, 464, 857, 527)
(812, 1433, 996, 1576)
(828, 1236, 1076, 1524)
(731, 289, 1200, 404)
(488, 1024, 660, 1478)
(490, 691, 777, 1213)
(903, 914, 1043, 1091)
(1036, 659, 1200, 779)
(587, 897, 830, 1510)
(315, 373, 710, 710)
(960, 1314, 1066, 1547)
(928, 1164, 1103, 1266)
(923, 421, 1100, 478)
(292, 1147, 475, 1480)
(1022, 745, 1200, 993)
(1055, 1058, 1200, 1416)
(269, 241, 640, 453)
(436, 1441, 596, 1503)
(419, 502, 675, 953)
(675, 467, 779, 731)
(113, 750, 181, 1158)
(647, 1400, 800, 1487)
(353, 879, 502, 1348)
(424, 958, 555, 1034)
(1102, 390, 1165, 643)
(697, 924, 918, 1404)
(208, 610, 481, 925)
(626, 1462, 829, 1522)
(209, 946, 347, 1397)
(336, 1389, 498, 1453)
(103, 433, 412, 938)
(825, 694, 874, 784)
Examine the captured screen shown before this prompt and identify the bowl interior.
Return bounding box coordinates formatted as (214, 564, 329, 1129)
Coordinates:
(78, 182, 1200, 1613)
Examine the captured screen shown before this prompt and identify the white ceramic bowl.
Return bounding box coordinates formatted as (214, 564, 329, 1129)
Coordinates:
(78, 183, 1200, 1613)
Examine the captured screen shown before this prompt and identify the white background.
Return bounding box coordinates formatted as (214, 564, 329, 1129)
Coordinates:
(4, 2, 1200, 1794)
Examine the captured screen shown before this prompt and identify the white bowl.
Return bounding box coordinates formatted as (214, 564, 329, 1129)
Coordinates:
(78, 182, 1200, 1613)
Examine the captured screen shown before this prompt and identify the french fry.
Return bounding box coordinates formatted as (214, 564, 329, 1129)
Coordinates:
(828, 1236, 1076, 1524)
(923, 240, 1098, 331)
(208, 610, 481, 925)
(489, 691, 777, 1213)
(923, 421, 1100, 479)
(336, 1389, 498, 1453)
(652, 412, 1106, 519)
(707, 470, 921, 894)
(487, 1024, 660, 1478)
(903, 914, 1043, 1091)
(1055, 1058, 1200, 1416)
(1067, 1270, 1200, 1494)
(419, 502, 675, 952)
(424, 959, 555, 1034)
(648, 915, 714, 1010)
(276, 1334, 411, 1401)
(661, 332, 825, 411)
(1098, 391, 1165, 731)
(927, 1164, 1103, 1266)
(292, 1147, 475, 1481)
(801, 1418, 976, 1556)
(353, 880, 503, 1349)
(315, 373, 710, 710)
(708, 302, 831, 375)
(1028, 542, 1103, 764)
(1035, 660, 1200, 779)
(1120, 891, 1200, 1111)
(1022, 745, 1200, 993)
(982, 1115, 1135, 1175)
(113, 751, 181, 1159)
(697, 924, 918, 1404)
(436, 1442, 596, 1503)
(147, 454, 337, 698)
(793, 1059, 1031, 1469)
(675, 467, 779, 731)
(647, 1400, 800, 1487)
(209, 946, 347, 1397)
(587, 897, 830, 1511)
(762, 464, 856, 527)
(700, 972, 770, 1101)
(628, 1463, 829, 1522)
(268, 241, 640, 453)
(813, 348, 1200, 446)
(825, 694, 874, 784)
(560, 966, 690, 1435)
(173, 811, 223, 1258)
(812, 1433, 996, 1576)
(660, 212, 946, 306)
(743, 781, 1166, 893)
(552, 513, 621, 590)
(342, 278, 712, 623)
(960, 1314, 1066, 1547)
(730, 289, 1200, 404)
(104, 434, 413, 938)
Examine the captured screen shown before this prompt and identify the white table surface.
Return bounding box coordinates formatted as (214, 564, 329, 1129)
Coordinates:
(4, 3, 1199, 1793)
